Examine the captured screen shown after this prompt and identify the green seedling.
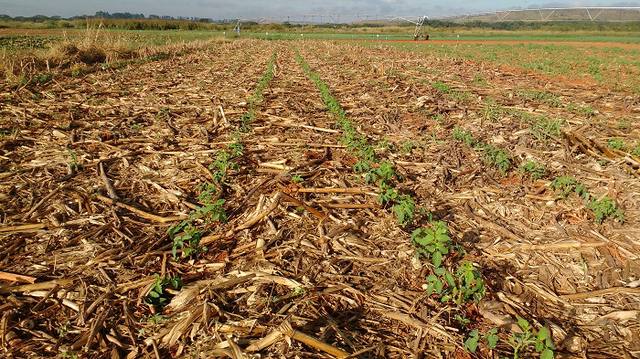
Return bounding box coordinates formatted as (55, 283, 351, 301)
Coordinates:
(145, 275, 182, 309)
(411, 221, 452, 268)
(480, 144, 511, 174)
(366, 161, 396, 185)
(607, 138, 626, 151)
(401, 141, 416, 154)
(378, 183, 399, 206)
(67, 149, 80, 172)
(588, 196, 624, 224)
(465, 329, 481, 353)
(531, 117, 564, 141)
(551, 176, 589, 199)
(508, 317, 555, 359)
(455, 314, 471, 327)
(170, 224, 204, 259)
(426, 261, 485, 305)
(465, 327, 500, 353)
(193, 199, 228, 223)
(228, 140, 245, 158)
(517, 89, 562, 107)
(393, 195, 415, 226)
(33, 72, 53, 85)
(291, 174, 304, 184)
(519, 160, 547, 180)
(632, 144, 640, 157)
(483, 101, 504, 123)
(452, 127, 476, 147)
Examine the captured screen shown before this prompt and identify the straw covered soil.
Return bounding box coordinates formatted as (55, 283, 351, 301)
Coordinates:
(1, 39, 639, 358)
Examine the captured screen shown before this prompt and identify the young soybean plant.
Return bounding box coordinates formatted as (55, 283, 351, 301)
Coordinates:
(508, 317, 555, 359)
(411, 221, 452, 268)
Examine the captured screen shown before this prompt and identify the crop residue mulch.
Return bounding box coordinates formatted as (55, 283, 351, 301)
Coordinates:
(1, 39, 639, 358)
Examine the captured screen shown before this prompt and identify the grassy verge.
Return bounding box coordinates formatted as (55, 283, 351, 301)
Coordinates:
(0, 28, 226, 87)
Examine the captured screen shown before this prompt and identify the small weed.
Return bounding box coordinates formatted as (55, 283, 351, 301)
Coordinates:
(519, 160, 547, 180)
(517, 89, 562, 107)
(0, 128, 16, 138)
(291, 174, 304, 184)
(56, 321, 71, 338)
(588, 196, 624, 224)
(130, 122, 143, 132)
(147, 313, 168, 325)
(156, 107, 171, 121)
(70, 64, 85, 77)
(607, 138, 626, 151)
(377, 138, 393, 151)
(455, 314, 471, 327)
(33, 72, 53, 85)
(507, 317, 555, 359)
(472, 74, 487, 86)
(412, 221, 452, 268)
(432, 81, 451, 94)
(432, 114, 445, 123)
(531, 117, 563, 141)
(401, 141, 416, 154)
(632, 144, 640, 157)
(567, 103, 596, 117)
(618, 119, 631, 130)
(482, 101, 504, 122)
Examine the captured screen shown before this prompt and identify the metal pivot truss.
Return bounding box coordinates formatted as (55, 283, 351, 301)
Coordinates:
(413, 16, 429, 40)
(391, 16, 430, 40)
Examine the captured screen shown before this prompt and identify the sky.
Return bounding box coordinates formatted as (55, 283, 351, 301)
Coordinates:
(1, 0, 639, 20)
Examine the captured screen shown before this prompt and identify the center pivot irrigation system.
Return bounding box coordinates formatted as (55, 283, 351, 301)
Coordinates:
(231, 15, 431, 41)
(394, 16, 430, 40)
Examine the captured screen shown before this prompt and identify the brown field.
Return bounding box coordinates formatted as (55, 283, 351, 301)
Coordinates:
(1, 38, 639, 359)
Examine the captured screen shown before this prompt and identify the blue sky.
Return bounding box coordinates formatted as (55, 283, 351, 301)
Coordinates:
(1, 0, 638, 19)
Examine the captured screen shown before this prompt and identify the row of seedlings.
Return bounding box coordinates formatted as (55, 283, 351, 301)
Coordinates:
(146, 53, 278, 311)
(295, 52, 553, 357)
(453, 126, 624, 224)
